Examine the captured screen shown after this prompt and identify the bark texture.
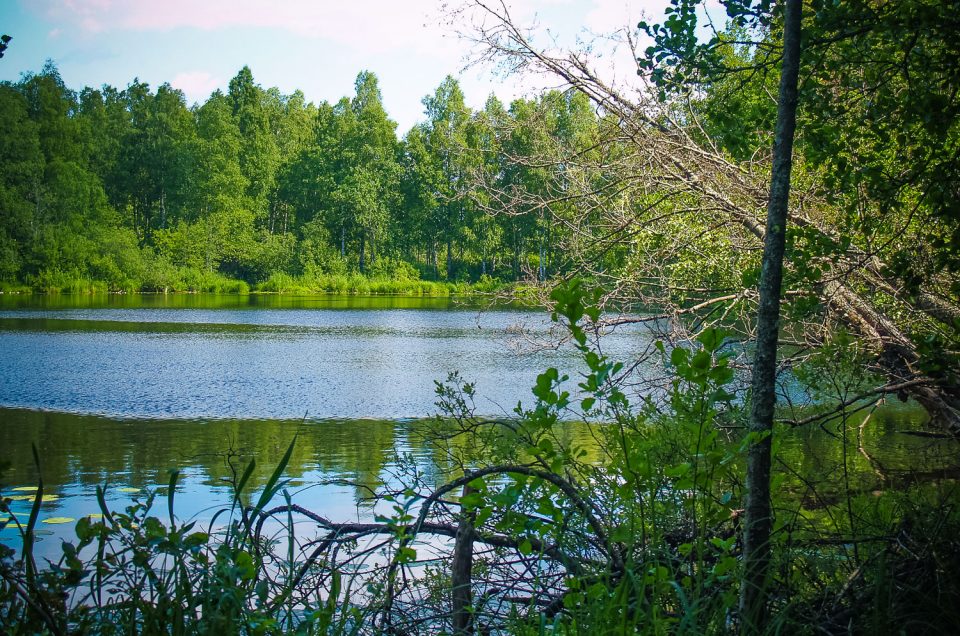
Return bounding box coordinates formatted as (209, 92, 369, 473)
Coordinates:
(739, 0, 803, 631)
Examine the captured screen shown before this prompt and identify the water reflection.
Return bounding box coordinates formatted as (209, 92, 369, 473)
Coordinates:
(3, 406, 956, 552)
(776, 403, 960, 502)
(0, 293, 477, 311)
(1, 295, 957, 558)
(0, 297, 657, 420)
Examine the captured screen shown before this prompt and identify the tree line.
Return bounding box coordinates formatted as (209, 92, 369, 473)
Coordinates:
(0, 63, 597, 292)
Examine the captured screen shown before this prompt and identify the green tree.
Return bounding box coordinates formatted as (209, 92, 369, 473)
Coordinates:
(116, 81, 195, 243)
(229, 67, 280, 222)
(348, 71, 400, 272)
(421, 76, 473, 279)
(399, 124, 441, 273)
(0, 83, 42, 280)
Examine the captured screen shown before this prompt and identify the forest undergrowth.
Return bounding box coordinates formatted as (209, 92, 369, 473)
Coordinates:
(2, 281, 958, 635)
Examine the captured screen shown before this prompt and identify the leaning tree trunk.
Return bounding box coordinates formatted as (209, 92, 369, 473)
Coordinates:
(739, 0, 802, 632)
(458, 0, 960, 431)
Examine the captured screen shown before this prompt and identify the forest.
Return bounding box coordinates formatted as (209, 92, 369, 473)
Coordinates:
(2, 0, 960, 634)
(0, 61, 594, 294)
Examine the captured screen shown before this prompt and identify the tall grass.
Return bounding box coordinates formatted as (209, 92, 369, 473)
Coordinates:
(6, 269, 506, 296)
(0, 440, 373, 635)
(255, 272, 481, 296)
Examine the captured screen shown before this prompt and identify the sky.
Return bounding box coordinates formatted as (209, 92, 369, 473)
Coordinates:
(0, 0, 707, 133)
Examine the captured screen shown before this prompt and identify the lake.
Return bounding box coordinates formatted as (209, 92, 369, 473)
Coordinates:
(0, 293, 658, 419)
(1, 293, 956, 552)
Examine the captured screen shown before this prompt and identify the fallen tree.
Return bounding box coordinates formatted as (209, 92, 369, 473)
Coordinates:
(448, 0, 960, 433)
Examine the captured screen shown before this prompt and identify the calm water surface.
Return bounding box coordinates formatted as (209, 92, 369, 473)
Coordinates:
(0, 293, 654, 419)
(1, 293, 956, 552)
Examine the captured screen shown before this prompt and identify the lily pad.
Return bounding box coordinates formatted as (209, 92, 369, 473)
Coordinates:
(117, 487, 140, 493)
(12, 486, 39, 492)
(86, 513, 104, 519)
(41, 517, 75, 525)
(6, 494, 60, 502)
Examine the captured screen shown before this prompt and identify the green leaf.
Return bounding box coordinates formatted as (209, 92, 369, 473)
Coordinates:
(184, 532, 209, 549)
(697, 327, 726, 352)
(254, 435, 297, 512)
(670, 346, 688, 367)
(467, 477, 486, 490)
(460, 492, 484, 509)
(690, 350, 711, 371)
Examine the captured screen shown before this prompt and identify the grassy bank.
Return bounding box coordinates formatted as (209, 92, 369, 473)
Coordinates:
(0, 271, 520, 297)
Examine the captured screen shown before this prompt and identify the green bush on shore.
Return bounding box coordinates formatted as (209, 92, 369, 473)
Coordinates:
(3, 266, 507, 297)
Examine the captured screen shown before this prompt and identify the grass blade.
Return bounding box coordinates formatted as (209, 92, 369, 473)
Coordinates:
(167, 469, 179, 529)
(24, 444, 44, 584)
(253, 436, 297, 513)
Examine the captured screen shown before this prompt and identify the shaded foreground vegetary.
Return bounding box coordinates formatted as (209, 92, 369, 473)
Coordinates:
(3, 0, 960, 630)
(2, 283, 959, 634)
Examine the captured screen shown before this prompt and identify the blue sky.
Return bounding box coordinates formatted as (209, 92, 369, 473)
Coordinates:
(0, 1, 699, 133)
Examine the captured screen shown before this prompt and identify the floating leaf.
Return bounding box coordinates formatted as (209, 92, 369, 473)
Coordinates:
(117, 487, 140, 493)
(8, 494, 60, 502)
(12, 486, 39, 492)
(41, 517, 75, 525)
(86, 513, 104, 519)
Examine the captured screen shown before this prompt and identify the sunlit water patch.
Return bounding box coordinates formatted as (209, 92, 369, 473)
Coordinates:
(0, 295, 656, 419)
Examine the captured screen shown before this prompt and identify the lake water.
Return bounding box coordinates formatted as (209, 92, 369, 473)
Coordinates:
(1, 293, 956, 552)
(0, 293, 657, 419)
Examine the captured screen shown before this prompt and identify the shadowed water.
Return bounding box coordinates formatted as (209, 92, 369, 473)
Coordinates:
(1, 294, 957, 554)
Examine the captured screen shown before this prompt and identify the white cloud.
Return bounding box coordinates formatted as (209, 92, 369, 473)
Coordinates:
(584, 0, 666, 33)
(170, 70, 224, 104)
(35, 0, 464, 56)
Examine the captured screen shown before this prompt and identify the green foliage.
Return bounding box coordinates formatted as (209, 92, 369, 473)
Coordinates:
(0, 63, 615, 295)
(0, 440, 373, 635)
(428, 280, 750, 631)
(432, 280, 960, 633)
(2, 281, 958, 632)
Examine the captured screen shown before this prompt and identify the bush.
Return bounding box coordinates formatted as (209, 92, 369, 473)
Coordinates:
(2, 280, 958, 633)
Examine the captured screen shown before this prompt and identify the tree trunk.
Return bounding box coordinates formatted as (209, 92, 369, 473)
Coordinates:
(451, 484, 477, 635)
(159, 189, 167, 229)
(447, 238, 454, 280)
(539, 241, 546, 281)
(359, 231, 366, 274)
(739, 0, 802, 632)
